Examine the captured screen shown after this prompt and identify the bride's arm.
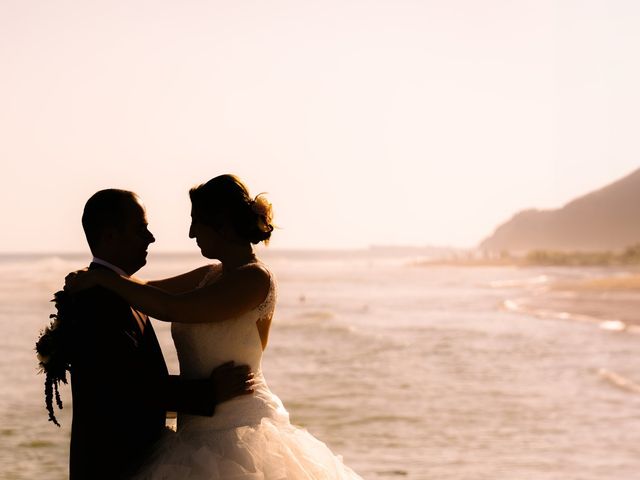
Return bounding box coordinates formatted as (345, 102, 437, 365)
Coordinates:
(66, 266, 270, 324)
(147, 265, 214, 294)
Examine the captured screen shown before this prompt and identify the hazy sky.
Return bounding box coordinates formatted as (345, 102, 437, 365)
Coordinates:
(2, 0, 639, 252)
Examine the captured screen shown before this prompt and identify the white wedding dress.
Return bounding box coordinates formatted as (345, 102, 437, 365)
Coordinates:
(134, 263, 363, 479)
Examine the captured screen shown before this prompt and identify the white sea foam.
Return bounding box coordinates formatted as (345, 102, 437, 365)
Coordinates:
(598, 320, 627, 332)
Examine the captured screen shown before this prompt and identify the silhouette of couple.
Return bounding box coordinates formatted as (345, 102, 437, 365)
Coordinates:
(55, 174, 362, 479)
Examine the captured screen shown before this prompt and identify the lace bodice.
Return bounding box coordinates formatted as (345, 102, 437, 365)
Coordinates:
(171, 262, 286, 431)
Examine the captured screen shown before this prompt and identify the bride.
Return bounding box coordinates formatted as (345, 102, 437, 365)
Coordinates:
(65, 174, 363, 479)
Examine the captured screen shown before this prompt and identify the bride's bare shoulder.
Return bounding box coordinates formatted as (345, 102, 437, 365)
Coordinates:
(230, 262, 271, 286)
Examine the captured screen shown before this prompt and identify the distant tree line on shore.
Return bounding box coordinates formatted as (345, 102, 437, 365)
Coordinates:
(524, 244, 640, 266)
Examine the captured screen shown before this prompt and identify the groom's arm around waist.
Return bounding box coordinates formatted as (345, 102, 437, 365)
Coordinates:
(160, 375, 217, 416)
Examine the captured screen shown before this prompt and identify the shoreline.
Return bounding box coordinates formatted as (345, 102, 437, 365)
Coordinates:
(415, 259, 640, 290)
(503, 273, 640, 328)
(509, 289, 640, 328)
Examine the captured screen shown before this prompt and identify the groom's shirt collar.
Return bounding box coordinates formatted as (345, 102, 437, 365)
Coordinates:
(91, 257, 130, 277)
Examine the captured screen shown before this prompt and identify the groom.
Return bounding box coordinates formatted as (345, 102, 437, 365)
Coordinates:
(68, 189, 253, 480)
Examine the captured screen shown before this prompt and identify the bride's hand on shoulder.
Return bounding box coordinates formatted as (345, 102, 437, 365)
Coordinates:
(64, 269, 109, 293)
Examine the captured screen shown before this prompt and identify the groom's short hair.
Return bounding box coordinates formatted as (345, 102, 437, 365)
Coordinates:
(82, 189, 139, 252)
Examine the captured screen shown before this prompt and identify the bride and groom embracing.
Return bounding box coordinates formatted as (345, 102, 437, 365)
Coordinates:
(42, 175, 363, 479)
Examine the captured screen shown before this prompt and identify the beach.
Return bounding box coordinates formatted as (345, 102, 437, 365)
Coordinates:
(1, 251, 639, 479)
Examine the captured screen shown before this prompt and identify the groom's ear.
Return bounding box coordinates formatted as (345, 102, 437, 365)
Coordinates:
(100, 226, 119, 245)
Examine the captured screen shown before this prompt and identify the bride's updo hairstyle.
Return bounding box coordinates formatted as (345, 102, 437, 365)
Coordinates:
(189, 174, 274, 245)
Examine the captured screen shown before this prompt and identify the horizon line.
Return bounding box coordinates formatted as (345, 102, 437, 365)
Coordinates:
(0, 244, 473, 256)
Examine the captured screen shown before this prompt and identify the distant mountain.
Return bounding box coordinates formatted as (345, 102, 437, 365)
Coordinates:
(479, 168, 640, 254)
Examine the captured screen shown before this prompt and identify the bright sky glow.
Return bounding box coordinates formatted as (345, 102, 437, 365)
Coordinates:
(1, 0, 638, 252)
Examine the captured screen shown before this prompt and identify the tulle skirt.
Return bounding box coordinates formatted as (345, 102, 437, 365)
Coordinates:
(132, 417, 363, 480)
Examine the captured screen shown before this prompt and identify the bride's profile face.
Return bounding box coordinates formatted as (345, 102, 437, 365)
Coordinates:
(189, 210, 223, 259)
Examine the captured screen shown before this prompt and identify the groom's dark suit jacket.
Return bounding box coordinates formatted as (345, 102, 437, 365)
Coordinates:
(68, 263, 216, 480)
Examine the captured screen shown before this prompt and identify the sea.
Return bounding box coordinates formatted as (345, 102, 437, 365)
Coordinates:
(1, 250, 639, 480)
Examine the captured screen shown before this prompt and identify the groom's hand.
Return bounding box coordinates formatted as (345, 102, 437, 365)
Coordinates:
(210, 361, 254, 404)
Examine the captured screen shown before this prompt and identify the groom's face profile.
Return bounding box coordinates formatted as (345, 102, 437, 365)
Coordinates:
(84, 191, 156, 275)
(111, 198, 156, 275)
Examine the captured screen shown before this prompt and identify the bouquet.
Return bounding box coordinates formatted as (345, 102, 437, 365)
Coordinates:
(35, 289, 73, 427)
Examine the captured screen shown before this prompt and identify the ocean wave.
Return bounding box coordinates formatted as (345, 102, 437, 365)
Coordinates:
(0, 255, 87, 286)
(275, 312, 359, 334)
(597, 368, 640, 394)
(327, 414, 419, 428)
(489, 275, 551, 289)
(501, 298, 640, 334)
